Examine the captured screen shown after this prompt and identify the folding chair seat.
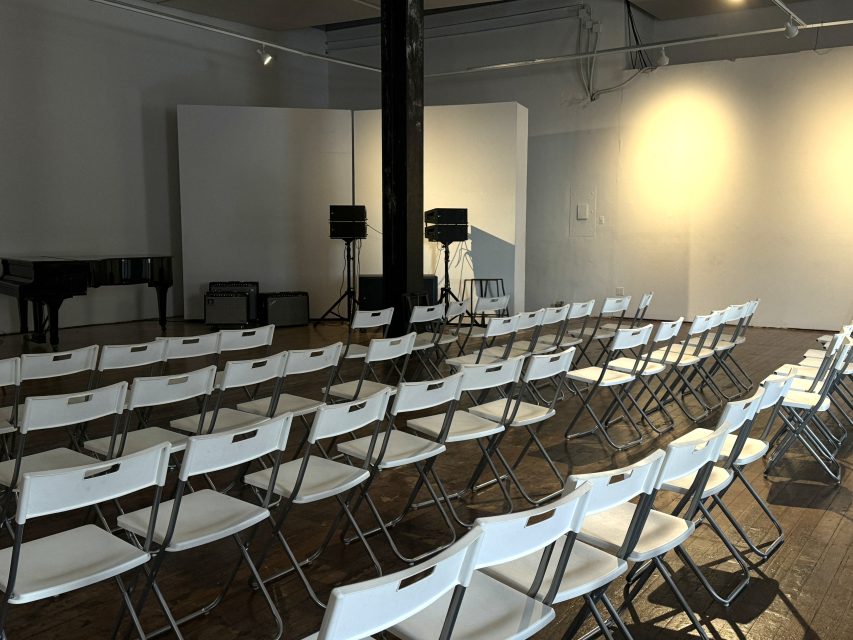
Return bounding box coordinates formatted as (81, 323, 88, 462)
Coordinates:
(484, 450, 665, 639)
(116, 416, 292, 639)
(602, 291, 654, 331)
(170, 352, 287, 435)
(407, 304, 448, 378)
(481, 309, 545, 360)
(565, 324, 655, 450)
(328, 333, 415, 400)
(510, 304, 570, 355)
(467, 348, 576, 506)
(0, 359, 20, 440)
(338, 374, 464, 562)
(0, 383, 127, 494)
(246, 390, 391, 606)
(457, 295, 510, 355)
(0, 443, 170, 639)
(569, 295, 631, 365)
(659, 392, 767, 605)
(407, 357, 526, 527)
(446, 314, 519, 368)
(0, 345, 99, 429)
(340, 308, 394, 361)
(391, 484, 593, 640)
(580, 426, 729, 639)
(301, 528, 483, 640)
(84, 366, 217, 458)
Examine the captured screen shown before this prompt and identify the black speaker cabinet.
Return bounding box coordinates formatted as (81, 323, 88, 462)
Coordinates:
(330, 220, 367, 240)
(208, 281, 259, 322)
(424, 208, 468, 225)
(358, 275, 438, 310)
(259, 292, 309, 327)
(204, 292, 250, 326)
(330, 205, 367, 221)
(425, 225, 469, 244)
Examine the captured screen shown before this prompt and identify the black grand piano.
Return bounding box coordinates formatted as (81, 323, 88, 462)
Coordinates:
(0, 255, 173, 350)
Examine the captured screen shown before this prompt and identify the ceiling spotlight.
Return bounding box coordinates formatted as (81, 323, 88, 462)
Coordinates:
(257, 45, 274, 66)
(784, 19, 799, 39)
(656, 47, 670, 67)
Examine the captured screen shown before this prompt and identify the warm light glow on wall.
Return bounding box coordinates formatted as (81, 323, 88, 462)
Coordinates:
(623, 87, 739, 216)
(804, 102, 853, 211)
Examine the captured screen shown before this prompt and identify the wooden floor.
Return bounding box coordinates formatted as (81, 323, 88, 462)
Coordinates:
(0, 319, 849, 640)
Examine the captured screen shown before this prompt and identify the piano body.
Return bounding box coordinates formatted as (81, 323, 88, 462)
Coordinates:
(0, 255, 173, 349)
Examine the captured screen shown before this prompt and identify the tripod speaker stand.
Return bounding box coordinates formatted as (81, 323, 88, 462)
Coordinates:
(438, 242, 460, 304)
(316, 205, 367, 324)
(316, 239, 357, 323)
(425, 208, 469, 306)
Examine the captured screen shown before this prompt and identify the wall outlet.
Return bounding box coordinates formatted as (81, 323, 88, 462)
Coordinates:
(616, 287, 625, 296)
(598, 215, 606, 225)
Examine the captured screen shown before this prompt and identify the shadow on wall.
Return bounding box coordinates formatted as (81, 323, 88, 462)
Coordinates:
(469, 226, 515, 310)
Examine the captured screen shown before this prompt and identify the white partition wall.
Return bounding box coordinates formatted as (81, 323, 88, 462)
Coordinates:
(177, 106, 353, 319)
(353, 103, 528, 312)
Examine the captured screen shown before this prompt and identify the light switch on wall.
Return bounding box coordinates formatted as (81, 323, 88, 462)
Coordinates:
(577, 203, 589, 220)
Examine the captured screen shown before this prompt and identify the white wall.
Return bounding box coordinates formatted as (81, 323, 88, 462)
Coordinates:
(353, 103, 528, 312)
(177, 106, 353, 319)
(0, 0, 329, 334)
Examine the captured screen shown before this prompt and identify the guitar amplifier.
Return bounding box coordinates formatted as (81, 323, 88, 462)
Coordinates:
(259, 292, 310, 327)
(204, 292, 250, 327)
(208, 281, 259, 321)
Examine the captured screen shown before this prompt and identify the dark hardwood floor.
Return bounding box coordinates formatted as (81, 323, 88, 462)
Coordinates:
(0, 318, 848, 639)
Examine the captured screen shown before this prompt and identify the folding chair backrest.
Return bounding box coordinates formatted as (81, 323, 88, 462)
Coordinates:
(459, 356, 525, 392)
(758, 374, 795, 411)
(474, 295, 509, 314)
(637, 292, 654, 312)
(471, 483, 591, 569)
(568, 450, 664, 515)
(445, 300, 468, 322)
(391, 373, 464, 415)
(178, 414, 292, 481)
(715, 389, 763, 436)
(20, 382, 128, 434)
(0, 357, 21, 388)
(541, 305, 570, 327)
(317, 528, 483, 640)
(409, 304, 444, 324)
(601, 296, 632, 315)
(611, 324, 654, 352)
(285, 343, 343, 375)
(16, 443, 170, 525)
(365, 332, 417, 364)
(656, 426, 728, 487)
(20, 345, 99, 381)
(98, 341, 167, 372)
(687, 313, 714, 337)
(515, 309, 545, 332)
(126, 366, 217, 410)
(352, 308, 394, 330)
(218, 325, 275, 354)
(219, 352, 287, 390)
(568, 300, 595, 319)
(654, 318, 684, 344)
(524, 348, 575, 383)
(484, 314, 519, 339)
(308, 389, 392, 442)
(158, 333, 221, 360)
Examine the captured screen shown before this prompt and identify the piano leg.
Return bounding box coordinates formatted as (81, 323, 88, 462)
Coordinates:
(154, 284, 169, 334)
(46, 298, 62, 351)
(17, 298, 29, 335)
(31, 301, 47, 344)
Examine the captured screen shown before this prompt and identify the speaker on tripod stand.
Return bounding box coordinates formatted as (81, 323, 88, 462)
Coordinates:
(424, 208, 469, 305)
(316, 205, 367, 324)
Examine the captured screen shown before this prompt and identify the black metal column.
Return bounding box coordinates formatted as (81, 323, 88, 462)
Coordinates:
(381, 0, 424, 336)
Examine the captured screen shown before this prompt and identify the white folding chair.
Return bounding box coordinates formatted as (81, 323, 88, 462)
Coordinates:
(246, 390, 392, 607)
(0, 443, 170, 640)
(338, 373, 464, 563)
(116, 416, 292, 639)
(692, 304, 753, 400)
(457, 294, 510, 355)
(328, 333, 416, 401)
(96, 340, 168, 383)
(169, 352, 287, 435)
(486, 450, 665, 640)
(0, 346, 99, 432)
(301, 528, 483, 640)
(564, 324, 654, 450)
(446, 314, 520, 367)
(217, 324, 275, 362)
(341, 308, 394, 361)
(407, 357, 526, 527)
(571, 296, 632, 365)
(438, 299, 471, 358)
(0, 359, 21, 449)
(156, 333, 221, 370)
(84, 366, 217, 459)
(602, 291, 654, 331)
(511, 304, 571, 355)
(556, 299, 596, 350)
(407, 304, 448, 379)
(467, 347, 577, 506)
(390, 484, 593, 640)
(481, 308, 546, 360)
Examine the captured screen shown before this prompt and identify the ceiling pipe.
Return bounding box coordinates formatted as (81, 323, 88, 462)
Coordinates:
(425, 18, 853, 78)
(87, 0, 381, 72)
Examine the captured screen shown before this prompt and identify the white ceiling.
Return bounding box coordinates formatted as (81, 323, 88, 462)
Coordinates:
(144, 0, 500, 31)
